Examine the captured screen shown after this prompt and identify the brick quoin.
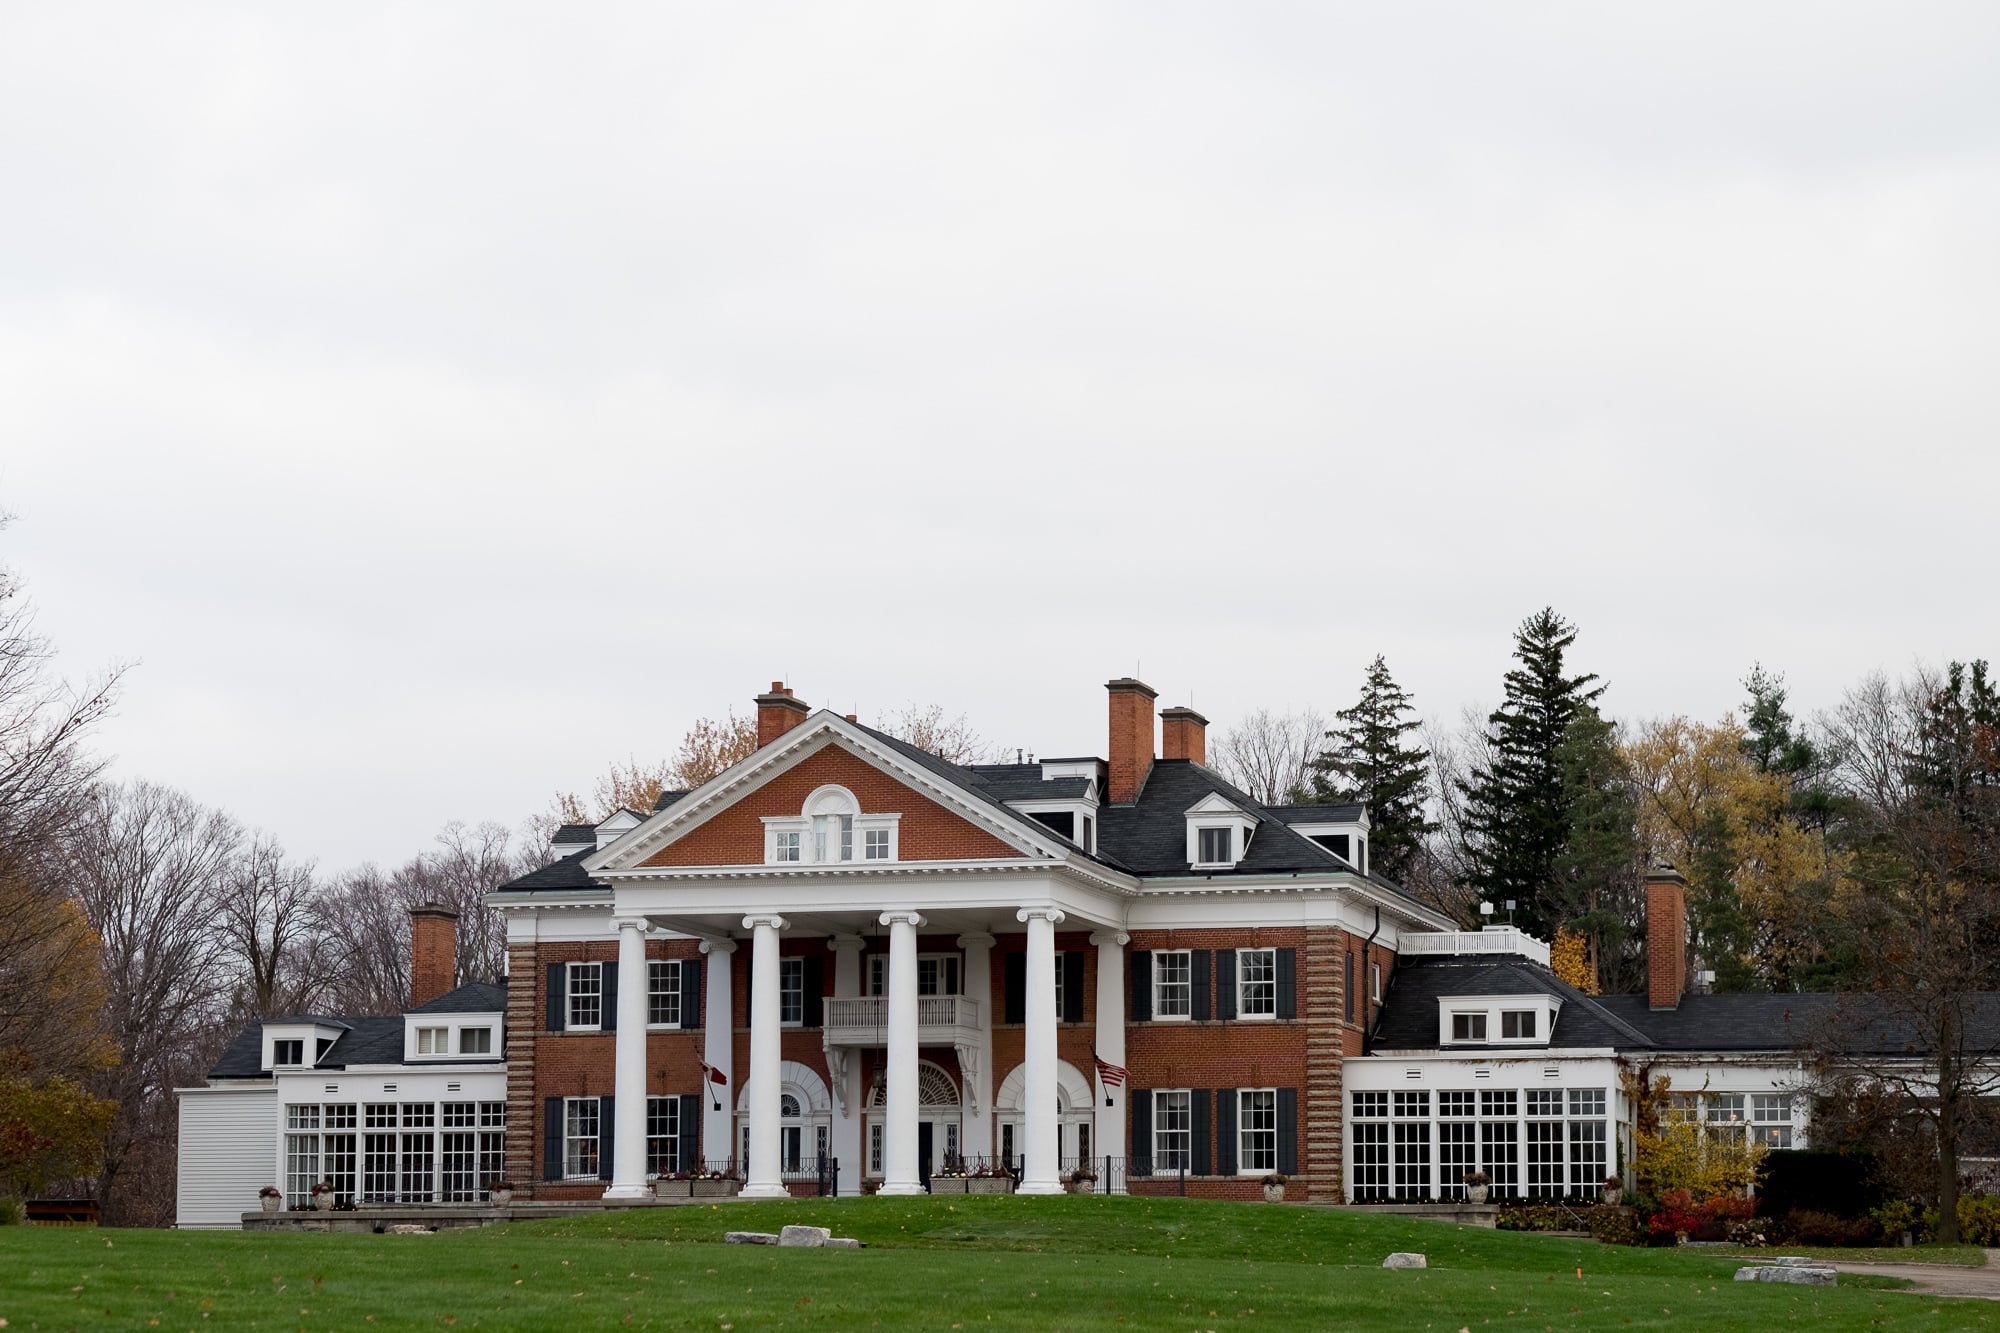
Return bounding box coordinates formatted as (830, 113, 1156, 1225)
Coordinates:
(642, 745, 1021, 867)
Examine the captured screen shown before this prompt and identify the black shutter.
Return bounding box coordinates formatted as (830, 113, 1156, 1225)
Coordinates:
(1344, 951, 1355, 1022)
(1062, 952, 1085, 1023)
(679, 1094, 700, 1173)
(1277, 1088, 1298, 1175)
(1215, 1089, 1238, 1177)
(1216, 950, 1237, 1021)
(1129, 1089, 1152, 1173)
(681, 958, 703, 1030)
(803, 956, 824, 1028)
(1277, 949, 1297, 1020)
(1191, 950, 1211, 1021)
(546, 964, 566, 1032)
(1004, 952, 1026, 1024)
(1129, 951, 1152, 1022)
(543, 1097, 563, 1181)
(601, 961, 619, 1033)
(1190, 1090, 1211, 1176)
(598, 1096, 615, 1181)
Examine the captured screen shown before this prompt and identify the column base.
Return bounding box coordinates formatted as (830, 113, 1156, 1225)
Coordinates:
(739, 1183, 790, 1200)
(1016, 1181, 1065, 1196)
(601, 1185, 652, 1201)
(877, 1181, 926, 1197)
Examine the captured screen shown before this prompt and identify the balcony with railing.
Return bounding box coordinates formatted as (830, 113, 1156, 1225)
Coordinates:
(1397, 927, 1549, 967)
(822, 994, 981, 1047)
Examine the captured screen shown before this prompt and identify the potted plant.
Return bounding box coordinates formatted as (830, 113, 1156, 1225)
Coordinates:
(967, 1163, 1014, 1195)
(1600, 1174, 1623, 1206)
(1064, 1168, 1098, 1195)
(310, 1180, 337, 1211)
(488, 1180, 516, 1206)
(930, 1160, 970, 1194)
(690, 1167, 740, 1199)
(258, 1186, 284, 1214)
(1462, 1171, 1491, 1205)
(1263, 1173, 1289, 1203)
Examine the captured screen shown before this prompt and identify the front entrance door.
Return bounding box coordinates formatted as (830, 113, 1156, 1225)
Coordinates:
(918, 1123, 934, 1190)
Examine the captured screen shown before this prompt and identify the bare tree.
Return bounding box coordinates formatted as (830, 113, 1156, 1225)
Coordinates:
(877, 703, 992, 764)
(1209, 707, 1325, 805)
(214, 834, 324, 1019)
(315, 865, 413, 1017)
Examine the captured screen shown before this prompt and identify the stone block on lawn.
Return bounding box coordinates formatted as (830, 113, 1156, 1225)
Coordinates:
(726, 1231, 779, 1245)
(1734, 1265, 1836, 1286)
(1382, 1253, 1426, 1269)
(824, 1238, 864, 1249)
(779, 1225, 832, 1248)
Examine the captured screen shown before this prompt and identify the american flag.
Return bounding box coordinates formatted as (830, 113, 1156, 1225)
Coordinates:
(1094, 1054, 1128, 1087)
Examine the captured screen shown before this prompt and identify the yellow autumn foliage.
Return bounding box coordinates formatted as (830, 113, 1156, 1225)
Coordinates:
(1633, 1117, 1766, 1200)
(1550, 929, 1597, 994)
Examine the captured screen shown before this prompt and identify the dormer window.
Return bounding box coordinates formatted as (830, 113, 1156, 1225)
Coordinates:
(766, 785, 899, 865)
(1439, 995, 1558, 1047)
(1198, 827, 1233, 864)
(273, 1039, 305, 1066)
(1450, 1012, 1487, 1042)
(1502, 1010, 1538, 1040)
(1184, 792, 1259, 869)
(415, 1027, 450, 1055)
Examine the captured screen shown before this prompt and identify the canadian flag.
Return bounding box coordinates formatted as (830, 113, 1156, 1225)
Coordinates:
(701, 1063, 728, 1086)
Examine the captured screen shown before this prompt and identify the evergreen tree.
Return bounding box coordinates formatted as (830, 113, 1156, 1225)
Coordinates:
(1460, 608, 1606, 938)
(1547, 705, 1640, 984)
(1741, 663, 1820, 776)
(1301, 655, 1436, 881)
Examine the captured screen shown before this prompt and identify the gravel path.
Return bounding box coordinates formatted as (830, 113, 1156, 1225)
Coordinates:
(1816, 1249, 2000, 1300)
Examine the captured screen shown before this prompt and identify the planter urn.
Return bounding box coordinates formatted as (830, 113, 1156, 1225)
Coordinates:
(1263, 1183, 1286, 1204)
(490, 1186, 514, 1206)
(260, 1195, 282, 1214)
(1601, 1187, 1622, 1207)
(1467, 1185, 1489, 1205)
(312, 1192, 333, 1211)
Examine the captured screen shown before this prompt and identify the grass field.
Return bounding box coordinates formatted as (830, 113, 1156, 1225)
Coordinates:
(0, 1196, 1985, 1331)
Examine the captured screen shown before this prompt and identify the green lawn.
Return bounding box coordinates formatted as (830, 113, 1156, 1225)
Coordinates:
(0, 1196, 1982, 1331)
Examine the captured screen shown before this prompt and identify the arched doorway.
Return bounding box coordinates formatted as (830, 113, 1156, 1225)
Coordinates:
(865, 1060, 961, 1187)
(735, 1060, 832, 1180)
(993, 1060, 1096, 1180)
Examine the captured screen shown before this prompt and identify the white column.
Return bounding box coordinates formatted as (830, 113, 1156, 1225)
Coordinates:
(1090, 930, 1129, 1189)
(878, 911, 926, 1196)
(827, 934, 866, 1194)
(604, 917, 652, 1198)
(1017, 907, 1066, 1194)
(741, 914, 790, 1200)
(699, 938, 735, 1168)
(956, 932, 995, 1165)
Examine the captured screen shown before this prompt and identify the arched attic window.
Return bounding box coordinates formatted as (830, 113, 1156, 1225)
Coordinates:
(803, 785, 858, 863)
(766, 785, 900, 865)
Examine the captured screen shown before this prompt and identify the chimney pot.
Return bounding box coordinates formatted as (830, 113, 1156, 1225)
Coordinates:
(755, 681, 811, 746)
(1644, 864, 1688, 1010)
(408, 904, 460, 1009)
(1160, 705, 1209, 766)
(1106, 677, 1158, 804)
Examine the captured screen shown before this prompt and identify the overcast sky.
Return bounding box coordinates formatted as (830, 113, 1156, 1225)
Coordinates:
(2, 3, 1994, 870)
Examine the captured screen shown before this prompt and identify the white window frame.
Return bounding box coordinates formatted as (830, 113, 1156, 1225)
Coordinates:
(1184, 793, 1257, 868)
(415, 1027, 449, 1056)
(1752, 1093, 1795, 1149)
(772, 830, 802, 863)
(457, 1026, 493, 1055)
(1450, 1012, 1488, 1043)
(1154, 1088, 1192, 1172)
(563, 1096, 600, 1181)
(1501, 1009, 1537, 1040)
(567, 962, 603, 1031)
(1152, 949, 1192, 1021)
(764, 786, 900, 865)
(648, 960, 682, 1029)
(1370, 962, 1381, 1003)
(779, 957, 805, 1027)
(645, 1095, 681, 1177)
(864, 828, 891, 860)
(272, 1038, 306, 1066)
(1195, 826, 1234, 867)
(1236, 947, 1277, 1019)
(1237, 1088, 1278, 1175)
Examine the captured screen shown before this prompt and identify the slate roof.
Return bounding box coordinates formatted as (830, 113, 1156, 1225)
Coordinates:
(206, 981, 508, 1080)
(1370, 954, 1658, 1052)
(1268, 803, 1366, 823)
(552, 823, 597, 845)
(499, 846, 597, 892)
(652, 789, 689, 812)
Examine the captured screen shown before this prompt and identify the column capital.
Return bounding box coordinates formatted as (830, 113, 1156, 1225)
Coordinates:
(610, 916, 651, 934)
(1016, 907, 1067, 926)
(742, 913, 790, 932)
(878, 911, 927, 929)
(1088, 930, 1131, 948)
(955, 931, 996, 950)
(699, 937, 737, 955)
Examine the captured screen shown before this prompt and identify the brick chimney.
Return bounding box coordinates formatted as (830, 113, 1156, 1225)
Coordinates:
(1160, 705, 1208, 765)
(755, 681, 810, 746)
(1106, 678, 1157, 804)
(409, 904, 459, 1009)
(1645, 864, 1688, 1011)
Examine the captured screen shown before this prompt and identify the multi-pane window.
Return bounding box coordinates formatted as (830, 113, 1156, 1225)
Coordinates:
(1479, 1090, 1519, 1197)
(285, 1104, 321, 1205)
(774, 831, 801, 862)
(441, 1102, 479, 1202)
(1437, 1091, 1476, 1199)
(813, 814, 853, 862)
(1451, 1012, 1488, 1041)
(865, 828, 891, 860)
(1392, 1091, 1430, 1198)
(1568, 1089, 1607, 1191)
(1197, 827, 1233, 864)
(1666, 1092, 1699, 1123)
(459, 1027, 493, 1054)
(646, 1096, 680, 1176)
(1154, 1090, 1192, 1171)
(1238, 1089, 1278, 1173)
(869, 1123, 884, 1175)
(401, 1103, 436, 1200)
(917, 955, 961, 996)
(564, 1097, 601, 1180)
(1501, 1010, 1538, 1039)
(567, 962, 603, 1029)
(1351, 1091, 1389, 1200)
(1343, 952, 1355, 1021)
(416, 1027, 449, 1055)
(1238, 949, 1277, 1017)
(1053, 959, 1065, 1019)
(1525, 1090, 1564, 1198)
(648, 960, 681, 1027)
(1706, 1093, 1747, 1145)
(273, 1039, 305, 1066)
(779, 958, 805, 1025)
(1752, 1094, 1794, 1148)
(1154, 950, 1192, 1018)
(1370, 962, 1381, 1002)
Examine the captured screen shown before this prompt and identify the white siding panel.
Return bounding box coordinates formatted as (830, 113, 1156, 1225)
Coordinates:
(176, 1086, 277, 1228)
